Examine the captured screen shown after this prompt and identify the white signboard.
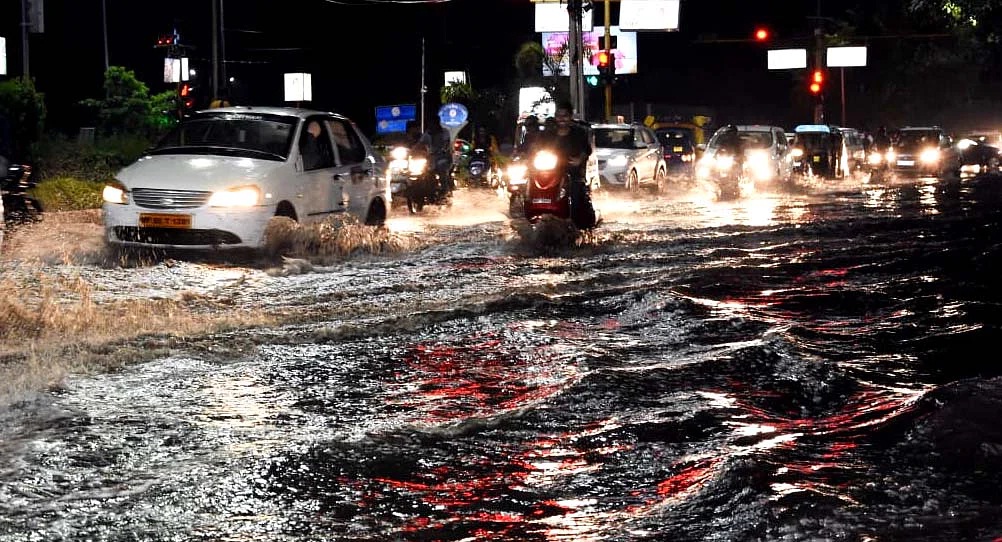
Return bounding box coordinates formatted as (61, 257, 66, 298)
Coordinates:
(518, 87, 555, 119)
(618, 0, 680, 31)
(0, 37, 6, 76)
(542, 26, 639, 76)
(534, 2, 593, 32)
(283, 73, 312, 102)
(827, 46, 867, 67)
(444, 71, 466, 85)
(767, 49, 808, 70)
(163, 57, 190, 83)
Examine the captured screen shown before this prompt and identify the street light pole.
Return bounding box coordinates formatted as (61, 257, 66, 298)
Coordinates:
(20, 0, 29, 76)
(567, 0, 585, 118)
(211, 0, 219, 100)
(603, 0, 612, 120)
(102, 0, 109, 71)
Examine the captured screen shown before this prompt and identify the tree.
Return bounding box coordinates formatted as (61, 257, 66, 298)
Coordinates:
(79, 66, 175, 136)
(0, 76, 47, 161)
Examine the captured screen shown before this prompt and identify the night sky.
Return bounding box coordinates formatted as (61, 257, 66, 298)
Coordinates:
(2, 0, 887, 135)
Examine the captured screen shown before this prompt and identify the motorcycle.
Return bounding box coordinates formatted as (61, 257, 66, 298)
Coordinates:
(1, 161, 42, 223)
(504, 154, 529, 218)
(466, 148, 493, 188)
(698, 150, 751, 199)
(387, 146, 451, 214)
(519, 149, 597, 232)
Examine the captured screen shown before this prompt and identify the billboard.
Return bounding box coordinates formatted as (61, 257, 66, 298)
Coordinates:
(375, 104, 417, 134)
(541, 26, 638, 76)
(0, 37, 6, 76)
(283, 73, 312, 102)
(534, 2, 593, 32)
(518, 87, 555, 120)
(827, 46, 867, 67)
(767, 49, 807, 70)
(163, 57, 190, 83)
(618, 0, 680, 31)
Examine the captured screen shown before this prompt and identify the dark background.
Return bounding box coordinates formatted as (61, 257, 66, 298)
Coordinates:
(0, 0, 984, 139)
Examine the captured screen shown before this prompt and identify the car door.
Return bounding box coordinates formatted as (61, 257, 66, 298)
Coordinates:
(634, 127, 656, 181)
(645, 127, 664, 177)
(296, 115, 342, 224)
(328, 117, 379, 220)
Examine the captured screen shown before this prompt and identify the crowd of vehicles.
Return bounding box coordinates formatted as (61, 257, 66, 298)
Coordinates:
(82, 104, 1002, 255)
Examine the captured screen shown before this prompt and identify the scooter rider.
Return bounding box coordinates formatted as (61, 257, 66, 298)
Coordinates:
(552, 101, 597, 230)
(419, 121, 454, 194)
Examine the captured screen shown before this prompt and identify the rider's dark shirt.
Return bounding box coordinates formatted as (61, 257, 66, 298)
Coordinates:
(553, 125, 591, 178)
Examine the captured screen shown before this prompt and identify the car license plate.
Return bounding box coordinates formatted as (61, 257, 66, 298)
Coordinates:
(897, 160, 915, 167)
(673, 146, 684, 152)
(531, 198, 552, 204)
(139, 213, 192, 229)
(812, 156, 821, 163)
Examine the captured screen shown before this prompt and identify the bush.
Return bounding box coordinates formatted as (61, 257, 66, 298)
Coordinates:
(29, 177, 105, 211)
(32, 132, 152, 183)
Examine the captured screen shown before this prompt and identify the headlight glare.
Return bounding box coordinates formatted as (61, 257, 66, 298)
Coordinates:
(390, 146, 409, 160)
(607, 155, 628, 167)
(533, 150, 558, 171)
(920, 148, 941, 164)
(408, 158, 427, 175)
(102, 182, 129, 204)
(207, 185, 262, 207)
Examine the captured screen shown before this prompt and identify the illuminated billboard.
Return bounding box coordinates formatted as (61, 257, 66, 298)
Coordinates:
(767, 49, 807, 70)
(0, 37, 6, 76)
(535, 2, 593, 32)
(619, 0, 680, 31)
(541, 26, 638, 76)
(827, 46, 867, 67)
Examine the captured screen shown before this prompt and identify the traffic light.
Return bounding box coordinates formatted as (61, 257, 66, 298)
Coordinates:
(596, 50, 615, 82)
(179, 83, 194, 109)
(155, 32, 179, 48)
(754, 27, 770, 41)
(809, 69, 824, 95)
(586, 75, 600, 87)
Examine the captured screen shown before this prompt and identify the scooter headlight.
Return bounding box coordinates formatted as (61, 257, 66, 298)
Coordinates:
(408, 157, 428, 175)
(533, 150, 558, 171)
(791, 148, 804, 158)
(390, 146, 409, 161)
(507, 164, 528, 185)
(867, 152, 883, 165)
(714, 155, 735, 171)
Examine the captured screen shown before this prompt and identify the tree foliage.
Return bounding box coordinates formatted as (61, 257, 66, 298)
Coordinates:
(0, 76, 47, 160)
(79, 66, 175, 136)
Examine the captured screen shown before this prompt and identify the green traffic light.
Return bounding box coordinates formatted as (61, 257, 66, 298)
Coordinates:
(587, 75, 599, 87)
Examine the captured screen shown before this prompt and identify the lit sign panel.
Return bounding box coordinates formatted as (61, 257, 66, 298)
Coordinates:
(827, 46, 867, 67)
(619, 0, 680, 31)
(541, 26, 638, 76)
(767, 49, 808, 70)
(535, 3, 593, 32)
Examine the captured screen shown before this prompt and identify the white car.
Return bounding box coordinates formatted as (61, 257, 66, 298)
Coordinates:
(698, 124, 793, 190)
(102, 106, 391, 250)
(592, 123, 667, 192)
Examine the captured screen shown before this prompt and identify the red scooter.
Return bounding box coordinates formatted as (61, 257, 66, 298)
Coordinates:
(518, 149, 598, 233)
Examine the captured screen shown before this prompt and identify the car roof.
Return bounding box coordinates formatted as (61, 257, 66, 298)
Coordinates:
(899, 126, 942, 132)
(194, 106, 351, 121)
(794, 124, 832, 133)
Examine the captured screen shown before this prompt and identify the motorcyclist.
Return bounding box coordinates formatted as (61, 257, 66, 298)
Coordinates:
(419, 121, 454, 194)
(552, 101, 597, 230)
(873, 126, 891, 153)
(517, 115, 543, 156)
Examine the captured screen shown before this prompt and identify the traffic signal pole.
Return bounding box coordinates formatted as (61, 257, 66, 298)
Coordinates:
(603, 0, 612, 120)
(567, 0, 586, 118)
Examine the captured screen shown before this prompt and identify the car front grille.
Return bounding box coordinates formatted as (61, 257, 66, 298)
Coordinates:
(113, 226, 242, 246)
(132, 188, 211, 209)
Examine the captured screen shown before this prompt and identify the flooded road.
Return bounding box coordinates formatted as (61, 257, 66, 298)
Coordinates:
(2, 175, 1002, 541)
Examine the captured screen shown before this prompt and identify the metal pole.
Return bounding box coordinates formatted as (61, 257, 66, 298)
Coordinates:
(211, 0, 219, 100)
(840, 67, 846, 126)
(220, 0, 227, 90)
(20, 0, 29, 76)
(568, 0, 583, 116)
(420, 37, 426, 132)
(604, 0, 612, 121)
(102, 0, 109, 71)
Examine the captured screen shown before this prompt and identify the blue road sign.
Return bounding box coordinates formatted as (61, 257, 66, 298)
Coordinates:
(375, 104, 417, 122)
(438, 103, 469, 128)
(376, 119, 410, 134)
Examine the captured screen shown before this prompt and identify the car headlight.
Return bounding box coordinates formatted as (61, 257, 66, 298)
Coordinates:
(207, 185, 262, 207)
(607, 155, 628, 167)
(867, 152, 883, 165)
(102, 181, 129, 204)
(389, 159, 409, 171)
(791, 148, 804, 158)
(920, 148, 941, 164)
(408, 157, 427, 175)
(885, 150, 897, 163)
(745, 150, 773, 180)
(507, 164, 528, 184)
(533, 150, 558, 171)
(714, 155, 735, 171)
(390, 146, 409, 161)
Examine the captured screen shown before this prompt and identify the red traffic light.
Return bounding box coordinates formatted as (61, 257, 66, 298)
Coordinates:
(809, 69, 824, 94)
(596, 50, 610, 68)
(180, 84, 190, 97)
(754, 28, 769, 41)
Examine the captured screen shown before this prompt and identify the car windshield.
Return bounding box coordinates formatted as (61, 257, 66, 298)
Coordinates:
(897, 131, 939, 150)
(150, 113, 298, 160)
(709, 130, 773, 151)
(794, 132, 832, 151)
(656, 129, 693, 148)
(594, 128, 637, 149)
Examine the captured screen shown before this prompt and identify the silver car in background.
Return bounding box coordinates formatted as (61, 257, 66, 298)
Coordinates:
(593, 123, 667, 192)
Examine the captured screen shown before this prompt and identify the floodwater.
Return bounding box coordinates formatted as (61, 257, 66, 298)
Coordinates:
(1, 175, 1001, 541)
